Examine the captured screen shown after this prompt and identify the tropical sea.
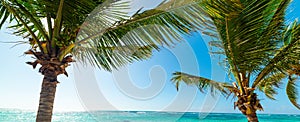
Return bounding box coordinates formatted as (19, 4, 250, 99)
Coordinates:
(1, 109, 299, 122)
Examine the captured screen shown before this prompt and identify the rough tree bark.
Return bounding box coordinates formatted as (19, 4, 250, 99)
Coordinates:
(36, 75, 59, 122)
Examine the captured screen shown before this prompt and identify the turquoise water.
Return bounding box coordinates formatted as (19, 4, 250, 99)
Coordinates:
(1, 109, 299, 122)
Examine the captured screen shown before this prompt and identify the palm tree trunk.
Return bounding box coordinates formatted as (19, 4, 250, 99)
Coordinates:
(238, 105, 259, 122)
(36, 75, 58, 122)
(246, 112, 259, 122)
(246, 110, 258, 122)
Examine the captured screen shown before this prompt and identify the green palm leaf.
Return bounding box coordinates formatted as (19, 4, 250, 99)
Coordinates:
(287, 76, 300, 109)
(171, 72, 229, 96)
(74, 0, 213, 71)
(258, 72, 285, 100)
(0, 3, 12, 28)
(74, 44, 158, 71)
(253, 20, 300, 88)
(205, 0, 288, 73)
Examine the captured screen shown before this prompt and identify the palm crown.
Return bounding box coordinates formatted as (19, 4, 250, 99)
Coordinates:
(0, 0, 212, 121)
(172, 0, 300, 121)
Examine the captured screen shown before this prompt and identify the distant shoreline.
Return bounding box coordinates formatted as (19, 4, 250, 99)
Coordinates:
(1, 108, 299, 115)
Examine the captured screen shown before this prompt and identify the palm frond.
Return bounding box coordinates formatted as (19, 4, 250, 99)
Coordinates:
(253, 20, 300, 88)
(1, 0, 114, 57)
(74, 44, 158, 71)
(7, 21, 36, 38)
(258, 72, 286, 100)
(1, 0, 48, 54)
(74, 0, 213, 71)
(286, 76, 300, 109)
(0, 2, 12, 29)
(280, 21, 300, 76)
(204, 0, 289, 73)
(75, 0, 129, 38)
(171, 72, 229, 96)
(33, 0, 106, 26)
(14, 1, 49, 42)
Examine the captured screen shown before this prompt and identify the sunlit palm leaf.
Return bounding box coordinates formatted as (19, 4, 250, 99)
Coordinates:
(75, 44, 158, 71)
(75, 0, 213, 71)
(253, 20, 300, 87)
(204, 0, 289, 73)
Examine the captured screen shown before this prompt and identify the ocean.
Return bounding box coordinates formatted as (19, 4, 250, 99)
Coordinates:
(0, 109, 299, 122)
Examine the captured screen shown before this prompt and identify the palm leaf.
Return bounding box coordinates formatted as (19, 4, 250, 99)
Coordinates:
(74, 0, 213, 71)
(286, 76, 300, 109)
(0, 3, 12, 29)
(258, 72, 286, 100)
(205, 0, 289, 73)
(14, 0, 49, 42)
(74, 44, 158, 71)
(253, 20, 300, 88)
(171, 72, 229, 96)
(280, 21, 300, 76)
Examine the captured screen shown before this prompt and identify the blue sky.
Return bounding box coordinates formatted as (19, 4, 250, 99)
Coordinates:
(0, 0, 300, 114)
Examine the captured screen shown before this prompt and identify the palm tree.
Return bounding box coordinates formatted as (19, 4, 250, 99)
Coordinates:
(172, 0, 300, 122)
(0, 0, 209, 121)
